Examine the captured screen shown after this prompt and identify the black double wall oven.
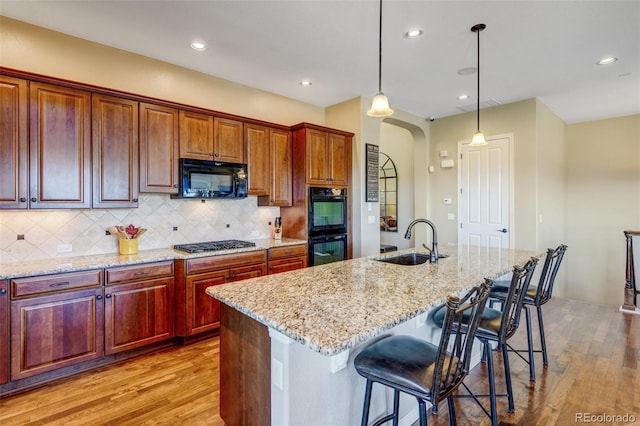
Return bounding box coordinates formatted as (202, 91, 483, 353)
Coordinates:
(308, 187, 348, 266)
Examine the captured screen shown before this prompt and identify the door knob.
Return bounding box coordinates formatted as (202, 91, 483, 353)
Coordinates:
(497, 228, 508, 233)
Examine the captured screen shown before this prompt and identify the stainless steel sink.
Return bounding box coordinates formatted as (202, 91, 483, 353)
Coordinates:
(376, 252, 449, 266)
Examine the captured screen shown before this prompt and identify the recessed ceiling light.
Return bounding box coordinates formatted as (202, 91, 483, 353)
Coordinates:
(190, 41, 207, 51)
(300, 80, 312, 86)
(597, 57, 618, 65)
(457, 67, 477, 76)
(404, 28, 423, 39)
(457, 94, 470, 100)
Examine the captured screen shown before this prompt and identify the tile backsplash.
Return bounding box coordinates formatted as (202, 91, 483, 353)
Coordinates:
(0, 194, 280, 262)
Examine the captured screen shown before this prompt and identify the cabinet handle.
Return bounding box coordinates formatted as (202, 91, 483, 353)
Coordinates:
(96, 295, 103, 300)
(105, 294, 112, 299)
(133, 271, 150, 277)
(0, 288, 6, 295)
(173, 184, 178, 188)
(20, 197, 27, 202)
(132, 198, 138, 202)
(30, 197, 37, 203)
(49, 281, 70, 288)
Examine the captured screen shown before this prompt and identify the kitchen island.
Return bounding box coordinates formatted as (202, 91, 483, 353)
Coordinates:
(207, 243, 543, 426)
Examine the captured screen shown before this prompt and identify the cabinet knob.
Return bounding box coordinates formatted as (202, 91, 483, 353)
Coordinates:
(0, 288, 6, 295)
(133, 198, 138, 202)
(31, 197, 37, 203)
(105, 294, 112, 299)
(214, 153, 219, 157)
(20, 197, 27, 202)
(96, 295, 103, 300)
(173, 184, 178, 188)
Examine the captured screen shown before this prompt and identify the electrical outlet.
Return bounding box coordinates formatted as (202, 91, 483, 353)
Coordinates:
(57, 244, 73, 254)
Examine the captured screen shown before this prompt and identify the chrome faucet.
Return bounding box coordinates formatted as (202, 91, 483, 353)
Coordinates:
(404, 219, 439, 263)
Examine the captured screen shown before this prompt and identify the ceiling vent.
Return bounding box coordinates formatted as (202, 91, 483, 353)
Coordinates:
(457, 99, 501, 112)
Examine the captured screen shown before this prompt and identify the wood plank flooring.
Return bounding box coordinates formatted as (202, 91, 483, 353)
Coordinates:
(0, 298, 638, 425)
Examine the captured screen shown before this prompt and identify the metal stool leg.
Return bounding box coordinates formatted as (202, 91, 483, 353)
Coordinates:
(537, 305, 549, 366)
(417, 399, 428, 426)
(392, 390, 400, 426)
(524, 306, 536, 381)
(361, 379, 373, 426)
(485, 340, 498, 426)
(501, 343, 515, 413)
(447, 394, 457, 426)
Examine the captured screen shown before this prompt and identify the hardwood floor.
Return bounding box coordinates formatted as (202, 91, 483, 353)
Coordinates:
(0, 298, 638, 425)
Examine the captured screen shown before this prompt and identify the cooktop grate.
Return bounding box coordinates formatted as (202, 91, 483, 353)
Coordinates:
(173, 239, 256, 253)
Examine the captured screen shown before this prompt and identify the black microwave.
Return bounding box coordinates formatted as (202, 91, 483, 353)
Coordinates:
(172, 158, 248, 199)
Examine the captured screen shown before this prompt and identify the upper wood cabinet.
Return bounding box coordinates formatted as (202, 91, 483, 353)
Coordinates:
(29, 82, 92, 208)
(139, 102, 179, 193)
(92, 94, 139, 208)
(179, 112, 244, 164)
(292, 123, 351, 187)
(0, 76, 28, 210)
(247, 124, 292, 206)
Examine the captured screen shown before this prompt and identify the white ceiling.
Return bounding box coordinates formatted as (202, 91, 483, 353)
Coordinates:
(2, 0, 639, 123)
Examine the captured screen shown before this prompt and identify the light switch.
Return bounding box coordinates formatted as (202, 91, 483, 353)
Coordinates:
(368, 215, 376, 224)
(448, 213, 455, 220)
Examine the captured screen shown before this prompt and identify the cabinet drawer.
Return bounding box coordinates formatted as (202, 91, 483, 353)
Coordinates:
(105, 261, 174, 285)
(11, 269, 103, 298)
(185, 250, 266, 275)
(268, 244, 307, 260)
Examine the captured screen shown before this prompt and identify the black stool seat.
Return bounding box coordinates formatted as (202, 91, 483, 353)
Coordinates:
(355, 335, 444, 397)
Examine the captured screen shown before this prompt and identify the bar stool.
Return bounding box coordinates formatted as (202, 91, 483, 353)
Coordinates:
(354, 280, 492, 426)
(488, 244, 567, 381)
(429, 257, 538, 425)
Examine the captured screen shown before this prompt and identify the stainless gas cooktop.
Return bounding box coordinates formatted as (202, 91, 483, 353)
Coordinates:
(173, 240, 256, 253)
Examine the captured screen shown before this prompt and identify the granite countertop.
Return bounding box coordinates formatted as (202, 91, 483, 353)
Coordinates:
(0, 238, 306, 280)
(207, 243, 543, 356)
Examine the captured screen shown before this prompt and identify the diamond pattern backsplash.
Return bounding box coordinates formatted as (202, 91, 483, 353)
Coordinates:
(0, 194, 280, 262)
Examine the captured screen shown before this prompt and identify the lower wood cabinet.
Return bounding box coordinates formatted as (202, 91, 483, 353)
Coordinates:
(9, 270, 104, 380)
(0, 280, 9, 385)
(268, 244, 308, 274)
(104, 261, 175, 354)
(175, 251, 267, 337)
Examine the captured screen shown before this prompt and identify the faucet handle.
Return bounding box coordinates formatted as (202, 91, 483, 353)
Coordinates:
(422, 243, 432, 253)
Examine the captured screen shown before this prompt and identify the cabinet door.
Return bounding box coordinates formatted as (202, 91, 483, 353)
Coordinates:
(306, 128, 329, 185)
(268, 257, 307, 275)
(213, 117, 244, 163)
(246, 123, 270, 196)
(0, 76, 28, 209)
(185, 270, 227, 336)
(139, 102, 179, 193)
(104, 277, 175, 355)
(92, 94, 139, 208)
(228, 264, 267, 282)
(10, 287, 104, 380)
(29, 82, 91, 208)
(328, 133, 348, 186)
(0, 280, 8, 385)
(179, 110, 214, 160)
(269, 129, 292, 206)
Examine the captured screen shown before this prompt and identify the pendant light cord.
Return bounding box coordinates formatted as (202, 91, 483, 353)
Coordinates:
(377, 0, 383, 93)
(476, 26, 480, 131)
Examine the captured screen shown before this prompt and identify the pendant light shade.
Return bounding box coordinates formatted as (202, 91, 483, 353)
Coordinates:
(469, 23, 487, 147)
(367, 0, 394, 117)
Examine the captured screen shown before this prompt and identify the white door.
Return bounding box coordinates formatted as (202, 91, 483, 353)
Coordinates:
(458, 135, 512, 248)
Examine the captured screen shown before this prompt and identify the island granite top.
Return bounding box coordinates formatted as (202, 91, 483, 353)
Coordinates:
(0, 238, 305, 279)
(207, 244, 543, 356)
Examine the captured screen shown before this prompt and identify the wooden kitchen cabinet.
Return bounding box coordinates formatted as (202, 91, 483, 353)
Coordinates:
(180, 113, 244, 163)
(29, 82, 92, 208)
(291, 123, 351, 187)
(0, 280, 8, 385)
(104, 261, 175, 355)
(0, 76, 28, 210)
(92, 94, 139, 208)
(139, 102, 179, 193)
(268, 244, 307, 274)
(247, 124, 292, 206)
(175, 251, 266, 337)
(9, 270, 104, 380)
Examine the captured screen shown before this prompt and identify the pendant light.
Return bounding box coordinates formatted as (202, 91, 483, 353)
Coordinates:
(367, 0, 394, 117)
(469, 23, 487, 146)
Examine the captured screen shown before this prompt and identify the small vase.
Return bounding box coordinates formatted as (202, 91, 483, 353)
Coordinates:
(119, 238, 138, 255)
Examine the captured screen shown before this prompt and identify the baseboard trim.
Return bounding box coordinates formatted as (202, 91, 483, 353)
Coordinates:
(619, 305, 640, 316)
